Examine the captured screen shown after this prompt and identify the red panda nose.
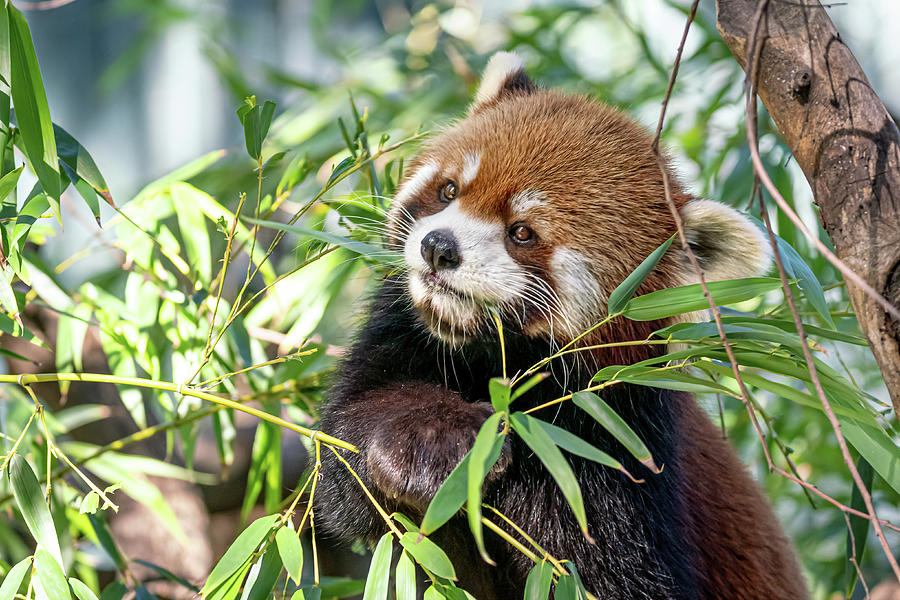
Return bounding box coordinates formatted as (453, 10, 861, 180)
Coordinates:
(421, 229, 461, 271)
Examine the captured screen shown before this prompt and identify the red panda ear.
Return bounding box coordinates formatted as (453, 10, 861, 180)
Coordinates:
(679, 199, 772, 282)
(468, 52, 536, 115)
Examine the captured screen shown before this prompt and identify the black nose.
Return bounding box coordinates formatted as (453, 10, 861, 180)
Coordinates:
(421, 229, 461, 271)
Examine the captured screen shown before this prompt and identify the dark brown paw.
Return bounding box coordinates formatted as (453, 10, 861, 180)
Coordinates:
(365, 395, 508, 511)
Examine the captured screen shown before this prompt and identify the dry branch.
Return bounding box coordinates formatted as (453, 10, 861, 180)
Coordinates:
(717, 0, 900, 412)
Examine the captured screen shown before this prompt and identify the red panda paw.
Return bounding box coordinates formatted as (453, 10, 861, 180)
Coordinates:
(364, 395, 508, 513)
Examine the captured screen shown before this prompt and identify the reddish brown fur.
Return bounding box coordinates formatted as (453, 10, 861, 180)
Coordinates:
(374, 66, 809, 598)
(676, 399, 809, 598)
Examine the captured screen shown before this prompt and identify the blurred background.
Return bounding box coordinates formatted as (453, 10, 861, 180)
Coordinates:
(5, 0, 900, 598)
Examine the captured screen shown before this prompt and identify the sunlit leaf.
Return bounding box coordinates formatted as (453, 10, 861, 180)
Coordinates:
(9, 455, 64, 567)
(33, 549, 70, 600)
(420, 454, 470, 535)
(400, 532, 456, 580)
(509, 412, 590, 540)
(466, 412, 505, 565)
(68, 579, 100, 600)
(201, 514, 279, 596)
(608, 234, 675, 315)
(247, 218, 402, 266)
(8, 4, 60, 222)
(524, 561, 553, 600)
(395, 551, 416, 600)
(361, 533, 392, 600)
(572, 391, 659, 473)
(0, 557, 32, 600)
(621, 277, 783, 321)
(275, 526, 303, 585)
(534, 418, 639, 481)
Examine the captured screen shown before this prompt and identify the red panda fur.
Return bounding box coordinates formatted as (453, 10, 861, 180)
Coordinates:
(317, 53, 808, 599)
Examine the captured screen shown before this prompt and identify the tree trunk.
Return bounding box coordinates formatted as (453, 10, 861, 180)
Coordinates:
(717, 0, 900, 413)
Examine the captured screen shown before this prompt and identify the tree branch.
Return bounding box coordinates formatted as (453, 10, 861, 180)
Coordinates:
(717, 0, 900, 413)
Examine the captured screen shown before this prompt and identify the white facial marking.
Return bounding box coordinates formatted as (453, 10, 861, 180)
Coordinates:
(550, 247, 606, 338)
(394, 160, 438, 205)
(509, 189, 548, 217)
(461, 152, 481, 186)
(404, 203, 531, 341)
(473, 52, 525, 111)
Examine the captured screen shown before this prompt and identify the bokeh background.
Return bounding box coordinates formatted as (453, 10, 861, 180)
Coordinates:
(7, 0, 900, 598)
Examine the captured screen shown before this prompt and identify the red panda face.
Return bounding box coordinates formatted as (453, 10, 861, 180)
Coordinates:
(387, 53, 771, 347)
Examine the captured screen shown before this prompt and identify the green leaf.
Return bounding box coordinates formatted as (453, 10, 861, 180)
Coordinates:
(239, 543, 281, 600)
(555, 563, 588, 600)
(749, 216, 833, 328)
(276, 155, 310, 197)
(533, 418, 639, 481)
(0, 557, 32, 600)
(275, 526, 303, 585)
(621, 277, 784, 321)
(290, 588, 321, 600)
(399, 532, 456, 580)
(395, 551, 416, 600)
(572, 391, 659, 473)
(9, 455, 64, 567)
(205, 564, 250, 600)
(87, 515, 127, 572)
(8, 5, 60, 222)
(420, 454, 470, 535)
(79, 492, 99, 515)
(54, 123, 112, 212)
(607, 234, 675, 315)
(98, 582, 127, 600)
(170, 182, 212, 282)
(361, 533, 392, 600)
(488, 378, 511, 412)
(509, 412, 590, 541)
(845, 457, 873, 597)
(131, 560, 199, 592)
(510, 373, 549, 403)
(68, 579, 100, 600)
(842, 421, 900, 498)
(523, 561, 553, 600)
(0, 165, 22, 202)
(33, 549, 70, 600)
(201, 514, 279, 596)
(236, 98, 276, 160)
(466, 412, 505, 565)
(246, 218, 402, 266)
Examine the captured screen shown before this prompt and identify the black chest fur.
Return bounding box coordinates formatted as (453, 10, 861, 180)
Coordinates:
(319, 277, 701, 599)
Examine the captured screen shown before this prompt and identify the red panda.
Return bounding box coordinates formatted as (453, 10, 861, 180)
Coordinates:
(318, 52, 808, 599)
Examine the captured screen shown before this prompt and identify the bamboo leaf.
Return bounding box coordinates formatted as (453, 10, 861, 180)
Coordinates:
(523, 561, 553, 600)
(275, 526, 303, 585)
(87, 515, 127, 573)
(9, 455, 64, 568)
(534, 418, 640, 482)
(572, 391, 659, 473)
(621, 277, 783, 321)
(8, 5, 60, 221)
(845, 457, 873, 597)
(400, 532, 455, 581)
(246, 218, 402, 265)
(510, 373, 549, 403)
(54, 123, 113, 212)
(170, 182, 212, 283)
(0, 165, 22, 202)
(239, 544, 281, 600)
(361, 533, 392, 600)
(131, 560, 199, 592)
(33, 549, 70, 600)
(607, 234, 674, 315)
(68, 579, 99, 600)
(0, 557, 32, 600)
(395, 550, 416, 600)
(488, 378, 511, 412)
(420, 455, 470, 535)
(466, 412, 505, 565)
(201, 514, 279, 596)
(509, 412, 590, 541)
(749, 217, 833, 328)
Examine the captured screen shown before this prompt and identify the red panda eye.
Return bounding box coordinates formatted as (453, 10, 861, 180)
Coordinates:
(510, 225, 534, 244)
(440, 181, 458, 202)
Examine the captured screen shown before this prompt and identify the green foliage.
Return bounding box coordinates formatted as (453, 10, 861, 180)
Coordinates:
(0, 2, 897, 600)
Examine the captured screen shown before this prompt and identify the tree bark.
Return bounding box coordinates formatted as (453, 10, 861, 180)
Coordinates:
(717, 0, 900, 413)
